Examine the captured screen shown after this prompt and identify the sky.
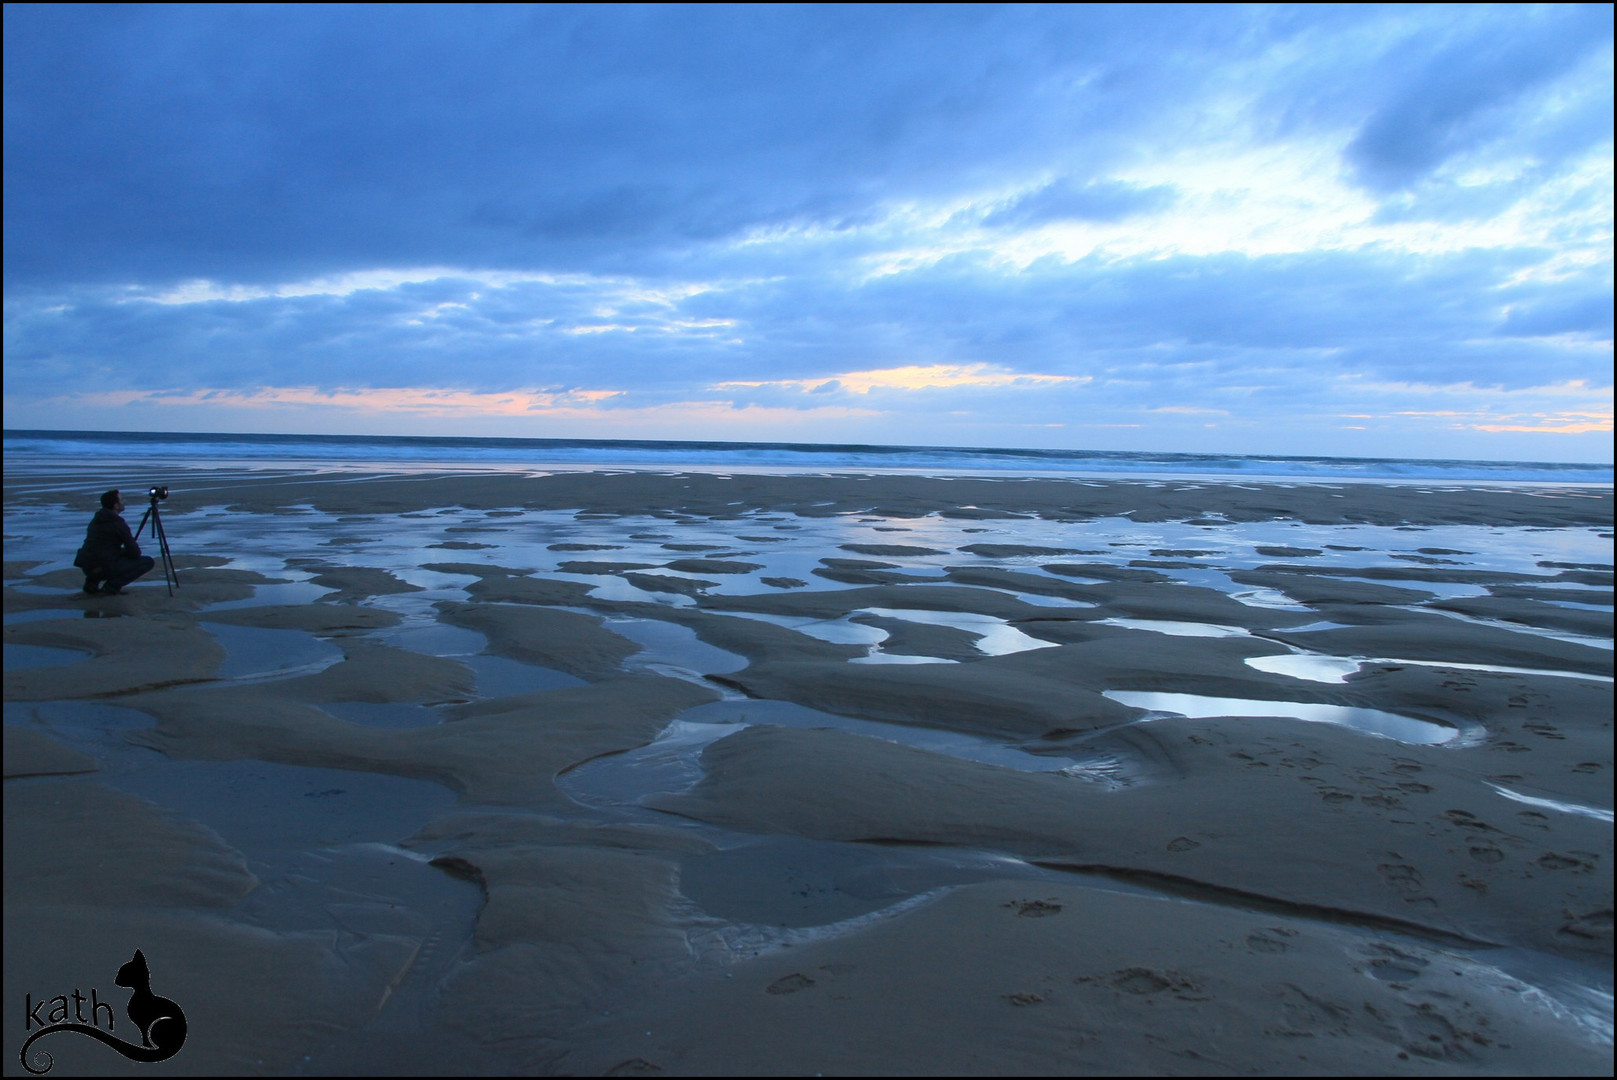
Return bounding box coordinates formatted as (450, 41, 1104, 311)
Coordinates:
(3, 4, 1613, 462)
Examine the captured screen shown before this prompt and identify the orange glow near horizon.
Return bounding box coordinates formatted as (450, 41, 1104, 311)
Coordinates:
(71, 386, 626, 416)
(714, 363, 1084, 394)
(1472, 419, 1613, 434)
(40, 380, 1614, 442)
(60, 385, 882, 427)
(1391, 408, 1613, 435)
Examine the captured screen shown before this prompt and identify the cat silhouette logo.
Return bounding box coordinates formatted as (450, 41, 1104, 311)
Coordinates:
(19, 950, 187, 1074)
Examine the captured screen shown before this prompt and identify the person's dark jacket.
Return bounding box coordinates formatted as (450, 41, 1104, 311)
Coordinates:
(74, 509, 142, 572)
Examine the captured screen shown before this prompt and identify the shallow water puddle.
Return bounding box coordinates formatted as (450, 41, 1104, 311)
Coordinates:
(991, 589, 1096, 608)
(1098, 618, 1252, 638)
(1246, 652, 1614, 685)
(1335, 576, 1491, 600)
(202, 621, 345, 680)
(1029, 570, 1109, 586)
(557, 718, 733, 807)
(377, 607, 591, 696)
(322, 701, 447, 728)
(681, 835, 1062, 931)
(1325, 572, 1487, 598)
(383, 621, 488, 657)
(99, 757, 460, 855)
(2, 608, 83, 626)
(6, 584, 74, 597)
(1103, 689, 1457, 744)
(717, 610, 889, 646)
(602, 617, 748, 676)
(559, 699, 1106, 813)
(3, 643, 92, 669)
(1230, 587, 1311, 610)
(1245, 653, 1365, 682)
(91, 756, 478, 997)
(850, 650, 958, 665)
(857, 607, 1061, 656)
(556, 571, 699, 606)
(462, 654, 585, 697)
(200, 579, 337, 611)
(1410, 606, 1614, 651)
(6, 700, 164, 770)
(1054, 752, 1142, 789)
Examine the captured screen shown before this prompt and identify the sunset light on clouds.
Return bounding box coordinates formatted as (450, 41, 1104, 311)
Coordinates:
(4, 5, 1611, 460)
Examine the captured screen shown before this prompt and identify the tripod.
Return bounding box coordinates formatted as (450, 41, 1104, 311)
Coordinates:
(134, 492, 180, 596)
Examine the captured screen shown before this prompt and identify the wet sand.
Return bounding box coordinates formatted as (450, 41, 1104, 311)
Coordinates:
(4, 466, 1612, 1075)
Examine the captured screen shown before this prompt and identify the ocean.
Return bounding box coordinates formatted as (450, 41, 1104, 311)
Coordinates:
(4, 429, 1613, 484)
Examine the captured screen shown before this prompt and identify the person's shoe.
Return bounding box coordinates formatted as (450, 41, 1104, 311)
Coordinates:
(100, 583, 123, 595)
(83, 579, 103, 595)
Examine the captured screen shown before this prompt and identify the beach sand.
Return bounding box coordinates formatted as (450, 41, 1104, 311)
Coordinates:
(4, 466, 1612, 1075)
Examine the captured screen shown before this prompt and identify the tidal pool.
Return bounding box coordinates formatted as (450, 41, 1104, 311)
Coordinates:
(1099, 618, 1251, 638)
(1246, 652, 1614, 685)
(858, 607, 1061, 656)
(1103, 689, 1458, 745)
(202, 621, 345, 681)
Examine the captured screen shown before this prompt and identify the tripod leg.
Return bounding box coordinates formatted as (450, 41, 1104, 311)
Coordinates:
(152, 507, 179, 595)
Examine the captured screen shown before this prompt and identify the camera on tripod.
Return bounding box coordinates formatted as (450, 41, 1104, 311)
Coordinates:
(135, 484, 180, 595)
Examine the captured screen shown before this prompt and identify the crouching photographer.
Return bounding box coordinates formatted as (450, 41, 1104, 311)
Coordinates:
(74, 489, 156, 595)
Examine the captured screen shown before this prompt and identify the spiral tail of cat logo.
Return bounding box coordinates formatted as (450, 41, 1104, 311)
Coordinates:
(19, 1014, 186, 1075)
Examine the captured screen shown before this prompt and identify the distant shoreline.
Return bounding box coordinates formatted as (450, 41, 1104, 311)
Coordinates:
(5, 428, 1614, 485)
(5, 464, 1614, 528)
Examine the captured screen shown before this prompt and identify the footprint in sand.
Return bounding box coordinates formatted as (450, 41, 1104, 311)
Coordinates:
(1559, 909, 1612, 940)
(1112, 963, 1203, 1002)
(1116, 969, 1173, 995)
(1363, 943, 1429, 982)
(1377, 862, 1435, 904)
(1004, 898, 1063, 917)
(1442, 809, 1502, 833)
(1468, 844, 1504, 864)
(766, 972, 815, 995)
(1516, 810, 1551, 830)
(1003, 992, 1045, 1006)
(1397, 1002, 1475, 1062)
(1082, 967, 1206, 999)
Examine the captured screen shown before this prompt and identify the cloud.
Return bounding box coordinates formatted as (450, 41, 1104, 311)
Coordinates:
(980, 180, 1177, 228)
(1344, 5, 1613, 192)
(0, 6, 1171, 288)
(3, 6, 1612, 462)
(1499, 291, 1615, 340)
